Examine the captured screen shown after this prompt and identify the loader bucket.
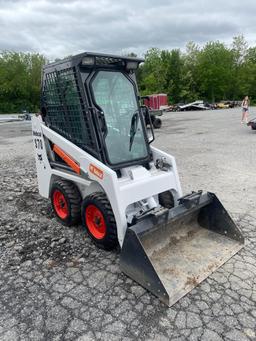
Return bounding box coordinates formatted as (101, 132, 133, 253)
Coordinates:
(120, 192, 244, 307)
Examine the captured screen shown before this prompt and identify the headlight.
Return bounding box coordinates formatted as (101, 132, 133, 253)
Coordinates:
(126, 61, 139, 70)
(81, 56, 95, 66)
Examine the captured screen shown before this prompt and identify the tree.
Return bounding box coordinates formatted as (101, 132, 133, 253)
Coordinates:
(232, 35, 248, 66)
(138, 48, 166, 95)
(243, 47, 256, 99)
(0, 51, 47, 113)
(181, 42, 200, 102)
(196, 42, 234, 102)
(230, 35, 249, 99)
(138, 48, 184, 103)
(165, 49, 183, 103)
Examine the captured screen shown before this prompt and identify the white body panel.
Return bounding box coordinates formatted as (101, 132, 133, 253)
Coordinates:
(32, 116, 182, 246)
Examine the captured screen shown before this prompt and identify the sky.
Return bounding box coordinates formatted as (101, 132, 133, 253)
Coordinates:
(0, 0, 256, 60)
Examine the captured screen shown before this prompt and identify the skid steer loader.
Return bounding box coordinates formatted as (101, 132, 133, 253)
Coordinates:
(32, 52, 244, 306)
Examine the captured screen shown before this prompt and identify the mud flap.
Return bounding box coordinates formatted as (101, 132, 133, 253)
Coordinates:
(120, 192, 244, 307)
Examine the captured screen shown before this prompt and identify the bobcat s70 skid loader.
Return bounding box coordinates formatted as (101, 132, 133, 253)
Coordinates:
(32, 52, 244, 306)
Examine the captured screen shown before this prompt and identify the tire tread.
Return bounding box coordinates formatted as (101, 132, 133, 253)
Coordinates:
(51, 179, 81, 226)
(81, 192, 118, 250)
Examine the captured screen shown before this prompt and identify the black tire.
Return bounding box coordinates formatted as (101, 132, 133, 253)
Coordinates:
(153, 118, 162, 129)
(159, 191, 175, 209)
(50, 179, 81, 226)
(81, 192, 118, 251)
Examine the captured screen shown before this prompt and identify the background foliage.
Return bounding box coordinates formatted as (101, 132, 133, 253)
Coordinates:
(0, 36, 255, 113)
(0, 52, 47, 113)
(137, 35, 255, 104)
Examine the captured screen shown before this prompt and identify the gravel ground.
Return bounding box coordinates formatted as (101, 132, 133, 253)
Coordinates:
(0, 109, 256, 341)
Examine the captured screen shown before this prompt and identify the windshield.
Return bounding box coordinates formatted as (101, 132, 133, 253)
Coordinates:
(91, 71, 148, 165)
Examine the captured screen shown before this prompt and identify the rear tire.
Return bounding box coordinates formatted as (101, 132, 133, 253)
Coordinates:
(159, 191, 175, 209)
(51, 179, 81, 226)
(81, 192, 118, 250)
(153, 118, 162, 129)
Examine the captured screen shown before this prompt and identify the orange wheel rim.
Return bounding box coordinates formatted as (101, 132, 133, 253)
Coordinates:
(86, 204, 106, 239)
(53, 190, 68, 219)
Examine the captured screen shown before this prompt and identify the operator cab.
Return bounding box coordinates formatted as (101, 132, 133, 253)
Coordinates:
(41, 52, 153, 170)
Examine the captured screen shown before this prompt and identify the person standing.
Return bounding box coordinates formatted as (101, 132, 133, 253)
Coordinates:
(241, 96, 249, 124)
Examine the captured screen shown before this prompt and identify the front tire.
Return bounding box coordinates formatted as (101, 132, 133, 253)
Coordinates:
(81, 192, 118, 250)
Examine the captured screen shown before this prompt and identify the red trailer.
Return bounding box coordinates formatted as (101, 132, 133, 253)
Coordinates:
(144, 94, 168, 110)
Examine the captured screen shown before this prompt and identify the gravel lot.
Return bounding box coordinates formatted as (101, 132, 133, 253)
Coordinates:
(0, 108, 256, 341)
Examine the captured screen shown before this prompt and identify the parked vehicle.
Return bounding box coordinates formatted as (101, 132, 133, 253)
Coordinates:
(141, 96, 162, 128)
(177, 101, 211, 111)
(216, 101, 241, 109)
(143, 93, 168, 110)
(216, 102, 229, 109)
(18, 110, 32, 121)
(247, 118, 256, 130)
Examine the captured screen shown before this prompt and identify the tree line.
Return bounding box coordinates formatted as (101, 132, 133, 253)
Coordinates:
(0, 36, 255, 113)
(0, 52, 47, 113)
(137, 36, 256, 104)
